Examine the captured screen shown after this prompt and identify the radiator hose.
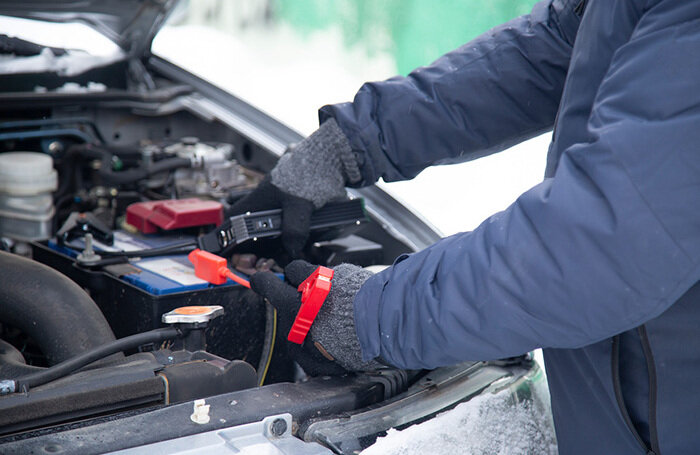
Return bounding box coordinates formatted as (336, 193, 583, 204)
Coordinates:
(0, 251, 119, 367)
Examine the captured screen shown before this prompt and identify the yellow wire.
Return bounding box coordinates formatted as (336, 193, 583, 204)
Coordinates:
(258, 308, 277, 386)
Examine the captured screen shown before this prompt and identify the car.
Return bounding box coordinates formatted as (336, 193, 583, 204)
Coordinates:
(0, 1, 553, 453)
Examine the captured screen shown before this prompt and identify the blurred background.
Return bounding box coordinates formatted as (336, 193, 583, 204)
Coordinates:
(153, 0, 546, 237)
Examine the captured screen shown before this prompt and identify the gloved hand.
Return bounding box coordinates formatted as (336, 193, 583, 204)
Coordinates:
(250, 259, 382, 376)
(228, 119, 362, 257)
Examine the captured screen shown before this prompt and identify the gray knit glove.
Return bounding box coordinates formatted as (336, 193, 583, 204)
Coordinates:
(250, 260, 382, 375)
(271, 118, 362, 208)
(228, 119, 361, 257)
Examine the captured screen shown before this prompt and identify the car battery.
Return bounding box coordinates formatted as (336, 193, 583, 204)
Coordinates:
(30, 230, 271, 367)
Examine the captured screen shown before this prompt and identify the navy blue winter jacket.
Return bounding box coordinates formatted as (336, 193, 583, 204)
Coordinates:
(320, 0, 700, 453)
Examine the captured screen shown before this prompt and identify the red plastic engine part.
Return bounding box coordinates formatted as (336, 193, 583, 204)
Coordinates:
(126, 199, 223, 234)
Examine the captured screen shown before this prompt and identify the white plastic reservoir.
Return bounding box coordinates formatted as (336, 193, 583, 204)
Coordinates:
(0, 152, 57, 241)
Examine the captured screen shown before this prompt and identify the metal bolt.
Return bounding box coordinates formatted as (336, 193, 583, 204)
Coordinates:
(48, 141, 64, 154)
(84, 234, 95, 254)
(141, 145, 156, 168)
(270, 418, 287, 437)
(76, 234, 102, 264)
(93, 186, 108, 197)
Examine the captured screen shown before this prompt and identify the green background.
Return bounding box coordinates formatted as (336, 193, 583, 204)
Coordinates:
(274, 0, 537, 74)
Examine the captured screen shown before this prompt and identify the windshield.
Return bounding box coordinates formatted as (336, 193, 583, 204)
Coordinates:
(152, 0, 545, 236)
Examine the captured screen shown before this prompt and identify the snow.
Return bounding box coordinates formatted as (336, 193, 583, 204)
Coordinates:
(36, 81, 107, 93)
(0, 16, 124, 77)
(0, 48, 123, 77)
(361, 390, 557, 455)
(0, 16, 120, 56)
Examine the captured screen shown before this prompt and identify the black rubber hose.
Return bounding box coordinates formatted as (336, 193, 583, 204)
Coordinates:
(257, 303, 276, 386)
(0, 340, 42, 378)
(2, 327, 182, 394)
(99, 156, 192, 184)
(0, 251, 118, 366)
(0, 117, 105, 143)
(58, 144, 192, 189)
(98, 240, 197, 258)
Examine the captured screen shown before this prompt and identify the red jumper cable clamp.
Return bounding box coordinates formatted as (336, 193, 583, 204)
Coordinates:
(188, 249, 251, 288)
(288, 266, 334, 344)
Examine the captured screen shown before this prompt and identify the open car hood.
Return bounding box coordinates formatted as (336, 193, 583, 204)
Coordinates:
(0, 0, 178, 57)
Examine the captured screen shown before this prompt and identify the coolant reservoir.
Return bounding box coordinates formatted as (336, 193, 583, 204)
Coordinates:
(0, 152, 57, 241)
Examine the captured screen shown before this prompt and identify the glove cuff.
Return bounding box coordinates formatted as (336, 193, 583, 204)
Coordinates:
(271, 119, 360, 208)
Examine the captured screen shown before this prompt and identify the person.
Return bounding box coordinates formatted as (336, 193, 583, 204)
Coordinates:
(230, 0, 700, 453)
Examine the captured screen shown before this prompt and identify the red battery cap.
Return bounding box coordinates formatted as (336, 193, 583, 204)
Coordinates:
(288, 266, 334, 344)
(126, 199, 223, 234)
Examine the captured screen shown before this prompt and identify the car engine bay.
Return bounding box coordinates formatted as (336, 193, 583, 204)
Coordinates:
(0, 71, 421, 441)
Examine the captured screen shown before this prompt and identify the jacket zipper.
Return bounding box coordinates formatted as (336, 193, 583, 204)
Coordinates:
(638, 326, 661, 455)
(612, 330, 660, 455)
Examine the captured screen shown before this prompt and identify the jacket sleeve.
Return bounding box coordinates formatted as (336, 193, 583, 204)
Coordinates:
(319, 0, 583, 185)
(352, 1, 700, 369)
